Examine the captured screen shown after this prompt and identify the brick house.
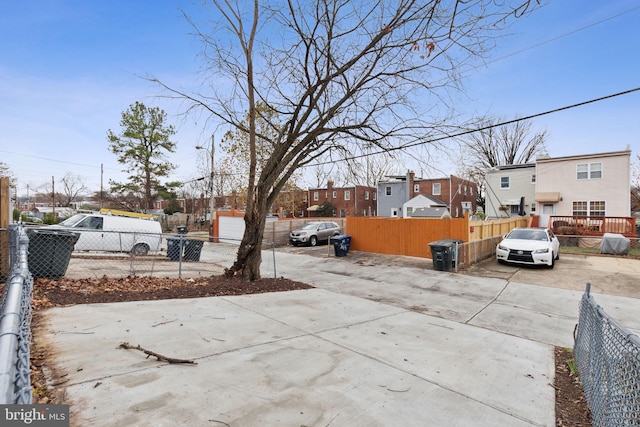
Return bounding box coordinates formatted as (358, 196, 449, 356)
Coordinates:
(307, 181, 377, 217)
(377, 171, 477, 218)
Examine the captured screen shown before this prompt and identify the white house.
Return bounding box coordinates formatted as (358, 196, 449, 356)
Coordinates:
(534, 148, 631, 228)
(483, 148, 632, 227)
(410, 206, 451, 218)
(402, 194, 446, 218)
(485, 163, 536, 219)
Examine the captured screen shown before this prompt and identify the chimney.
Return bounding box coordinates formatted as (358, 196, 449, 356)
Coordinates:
(407, 170, 415, 199)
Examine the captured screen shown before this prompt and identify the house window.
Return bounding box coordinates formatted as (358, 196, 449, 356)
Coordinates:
(572, 201, 588, 216)
(313, 191, 319, 201)
(510, 205, 520, 215)
(344, 190, 351, 200)
(385, 186, 391, 196)
(470, 187, 473, 196)
(531, 174, 536, 184)
(285, 193, 290, 202)
(590, 201, 605, 216)
(407, 207, 413, 216)
(332, 191, 337, 199)
(573, 200, 606, 217)
(364, 191, 369, 200)
(432, 183, 441, 195)
(500, 177, 510, 189)
(577, 162, 603, 180)
(303, 194, 307, 202)
(531, 204, 536, 213)
(413, 184, 420, 192)
(373, 192, 377, 200)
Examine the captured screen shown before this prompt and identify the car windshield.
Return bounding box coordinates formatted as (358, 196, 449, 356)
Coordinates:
(301, 223, 320, 230)
(58, 214, 87, 227)
(508, 229, 548, 241)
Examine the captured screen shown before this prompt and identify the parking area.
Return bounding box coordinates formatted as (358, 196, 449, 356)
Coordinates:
(37, 244, 640, 426)
(282, 243, 640, 299)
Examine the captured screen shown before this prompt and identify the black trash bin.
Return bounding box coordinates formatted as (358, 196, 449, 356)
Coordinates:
(443, 239, 463, 268)
(429, 240, 454, 271)
(27, 228, 79, 279)
(331, 234, 351, 257)
(167, 237, 184, 261)
(176, 226, 188, 235)
(184, 239, 204, 261)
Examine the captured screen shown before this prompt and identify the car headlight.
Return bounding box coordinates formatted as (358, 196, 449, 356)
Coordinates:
(299, 232, 307, 236)
(534, 248, 549, 253)
(497, 244, 508, 251)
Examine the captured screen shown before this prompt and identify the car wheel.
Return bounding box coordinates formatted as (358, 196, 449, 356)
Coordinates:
(555, 252, 560, 260)
(132, 243, 150, 256)
(309, 236, 318, 246)
(548, 255, 555, 269)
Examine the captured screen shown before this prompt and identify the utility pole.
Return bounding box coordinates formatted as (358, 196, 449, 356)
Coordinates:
(100, 163, 104, 208)
(51, 176, 55, 219)
(209, 134, 215, 239)
(196, 134, 215, 240)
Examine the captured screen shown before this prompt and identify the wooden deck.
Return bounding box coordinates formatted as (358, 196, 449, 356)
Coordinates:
(548, 215, 636, 238)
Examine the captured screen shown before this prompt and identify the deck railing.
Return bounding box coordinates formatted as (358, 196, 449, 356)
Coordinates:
(549, 216, 635, 237)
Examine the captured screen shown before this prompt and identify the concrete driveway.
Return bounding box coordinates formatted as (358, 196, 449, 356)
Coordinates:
(36, 248, 640, 426)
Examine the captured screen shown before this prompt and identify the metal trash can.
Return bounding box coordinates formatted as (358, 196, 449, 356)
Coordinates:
(167, 237, 183, 261)
(184, 239, 204, 261)
(331, 235, 351, 257)
(429, 240, 454, 271)
(27, 228, 79, 279)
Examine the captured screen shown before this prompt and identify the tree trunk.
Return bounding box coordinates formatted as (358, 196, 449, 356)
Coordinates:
(225, 190, 269, 281)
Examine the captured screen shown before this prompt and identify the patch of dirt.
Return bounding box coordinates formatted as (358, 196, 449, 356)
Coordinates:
(27, 275, 591, 425)
(554, 347, 592, 426)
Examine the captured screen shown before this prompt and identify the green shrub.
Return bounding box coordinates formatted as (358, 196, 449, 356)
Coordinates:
(42, 213, 59, 225)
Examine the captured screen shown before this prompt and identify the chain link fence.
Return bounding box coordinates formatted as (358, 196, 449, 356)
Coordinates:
(574, 283, 640, 426)
(24, 228, 277, 280)
(0, 225, 33, 404)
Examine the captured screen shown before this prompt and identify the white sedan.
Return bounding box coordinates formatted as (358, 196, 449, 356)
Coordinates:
(496, 227, 560, 268)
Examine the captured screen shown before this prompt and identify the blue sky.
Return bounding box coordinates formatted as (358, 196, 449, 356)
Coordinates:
(1, 1, 639, 196)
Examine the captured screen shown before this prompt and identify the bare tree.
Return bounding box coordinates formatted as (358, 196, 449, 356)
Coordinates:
(456, 116, 548, 212)
(459, 116, 549, 171)
(156, 0, 541, 280)
(59, 172, 88, 207)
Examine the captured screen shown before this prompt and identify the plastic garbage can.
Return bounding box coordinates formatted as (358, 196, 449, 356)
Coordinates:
(177, 226, 188, 235)
(27, 228, 79, 279)
(184, 239, 204, 261)
(443, 239, 463, 268)
(167, 237, 184, 261)
(428, 240, 454, 271)
(331, 235, 351, 257)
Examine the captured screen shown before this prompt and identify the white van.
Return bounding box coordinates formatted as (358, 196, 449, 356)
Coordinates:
(54, 209, 163, 255)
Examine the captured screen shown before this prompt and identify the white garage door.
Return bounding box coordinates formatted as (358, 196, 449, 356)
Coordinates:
(218, 215, 279, 244)
(219, 216, 245, 243)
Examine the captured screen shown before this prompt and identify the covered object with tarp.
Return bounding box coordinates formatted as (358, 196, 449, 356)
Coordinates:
(600, 233, 630, 255)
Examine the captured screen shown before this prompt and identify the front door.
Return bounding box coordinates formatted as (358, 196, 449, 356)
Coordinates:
(539, 203, 555, 228)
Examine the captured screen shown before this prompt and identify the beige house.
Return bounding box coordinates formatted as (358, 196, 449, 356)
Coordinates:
(535, 148, 631, 228)
(485, 163, 536, 218)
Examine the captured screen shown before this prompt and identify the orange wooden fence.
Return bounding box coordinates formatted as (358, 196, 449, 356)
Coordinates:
(345, 216, 468, 258)
(345, 215, 529, 259)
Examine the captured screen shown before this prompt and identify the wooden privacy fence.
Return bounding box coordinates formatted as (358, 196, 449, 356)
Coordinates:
(345, 215, 529, 260)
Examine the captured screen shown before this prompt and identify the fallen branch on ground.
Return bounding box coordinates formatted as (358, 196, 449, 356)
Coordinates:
(118, 342, 197, 365)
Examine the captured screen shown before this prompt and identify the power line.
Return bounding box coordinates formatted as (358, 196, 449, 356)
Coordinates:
(309, 86, 640, 166)
(485, 5, 640, 66)
(0, 149, 121, 171)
